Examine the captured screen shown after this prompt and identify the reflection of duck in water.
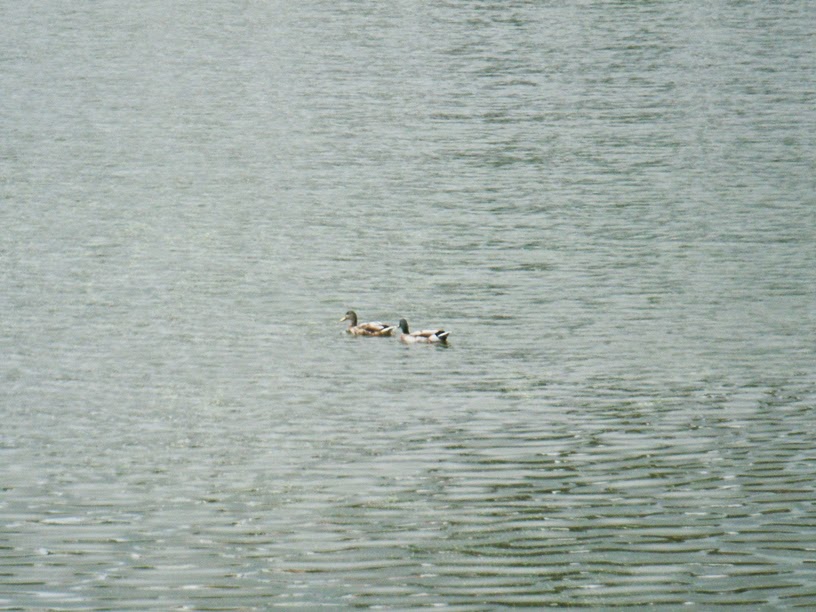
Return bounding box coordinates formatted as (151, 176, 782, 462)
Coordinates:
(339, 311, 395, 336)
(398, 319, 450, 344)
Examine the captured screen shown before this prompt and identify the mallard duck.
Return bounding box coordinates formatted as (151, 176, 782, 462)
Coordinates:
(340, 311, 396, 336)
(398, 318, 450, 344)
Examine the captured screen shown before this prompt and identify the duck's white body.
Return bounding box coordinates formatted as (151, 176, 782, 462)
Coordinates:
(398, 318, 450, 344)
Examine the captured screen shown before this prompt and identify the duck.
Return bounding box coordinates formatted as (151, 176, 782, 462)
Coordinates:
(339, 311, 396, 336)
(397, 318, 450, 344)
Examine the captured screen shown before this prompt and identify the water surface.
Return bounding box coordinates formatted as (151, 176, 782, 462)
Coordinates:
(2, 0, 815, 608)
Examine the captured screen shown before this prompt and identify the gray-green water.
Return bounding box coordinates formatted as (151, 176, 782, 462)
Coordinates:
(2, 0, 815, 608)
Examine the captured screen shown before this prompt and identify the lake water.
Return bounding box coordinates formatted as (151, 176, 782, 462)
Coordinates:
(2, 0, 815, 608)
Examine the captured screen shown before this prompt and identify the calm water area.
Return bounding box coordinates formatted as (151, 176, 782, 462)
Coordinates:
(2, 0, 815, 608)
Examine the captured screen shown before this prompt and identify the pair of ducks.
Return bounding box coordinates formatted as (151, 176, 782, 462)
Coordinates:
(340, 311, 450, 344)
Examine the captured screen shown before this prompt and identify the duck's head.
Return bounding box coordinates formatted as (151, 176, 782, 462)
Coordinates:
(340, 310, 358, 325)
(398, 318, 409, 334)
